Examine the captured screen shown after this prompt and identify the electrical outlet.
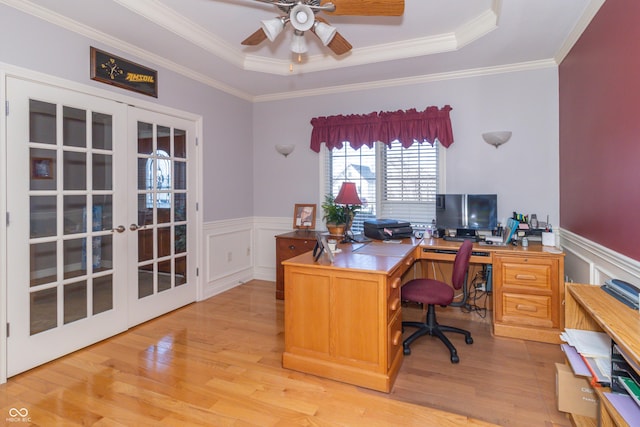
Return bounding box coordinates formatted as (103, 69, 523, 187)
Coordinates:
(475, 283, 486, 292)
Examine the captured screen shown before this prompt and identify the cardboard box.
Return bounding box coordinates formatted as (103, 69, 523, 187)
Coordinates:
(555, 363, 598, 418)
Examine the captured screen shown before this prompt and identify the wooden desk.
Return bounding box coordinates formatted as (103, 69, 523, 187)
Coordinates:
(419, 238, 566, 344)
(565, 283, 640, 427)
(282, 237, 565, 392)
(282, 240, 416, 392)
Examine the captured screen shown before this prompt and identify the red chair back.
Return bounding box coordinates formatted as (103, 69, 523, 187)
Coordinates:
(451, 240, 473, 290)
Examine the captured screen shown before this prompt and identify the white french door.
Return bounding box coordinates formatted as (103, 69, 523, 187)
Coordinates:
(125, 108, 197, 326)
(5, 77, 197, 376)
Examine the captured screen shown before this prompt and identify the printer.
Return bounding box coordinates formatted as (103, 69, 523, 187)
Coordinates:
(363, 219, 413, 240)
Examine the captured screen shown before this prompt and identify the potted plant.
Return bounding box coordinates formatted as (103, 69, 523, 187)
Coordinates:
(322, 194, 360, 236)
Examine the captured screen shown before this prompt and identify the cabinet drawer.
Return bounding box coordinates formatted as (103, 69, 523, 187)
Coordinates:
(387, 254, 414, 297)
(501, 261, 553, 290)
(277, 238, 315, 256)
(501, 292, 553, 328)
(387, 286, 401, 320)
(388, 312, 403, 369)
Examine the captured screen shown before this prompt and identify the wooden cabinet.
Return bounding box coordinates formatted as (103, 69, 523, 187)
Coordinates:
(275, 230, 317, 299)
(492, 251, 565, 343)
(282, 242, 414, 392)
(565, 283, 640, 427)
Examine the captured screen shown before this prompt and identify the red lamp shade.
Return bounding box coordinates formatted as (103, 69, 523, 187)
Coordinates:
(334, 182, 362, 205)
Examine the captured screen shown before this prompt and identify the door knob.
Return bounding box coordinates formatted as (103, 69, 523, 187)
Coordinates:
(112, 225, 126, 233)
(130, 224, 143, 231)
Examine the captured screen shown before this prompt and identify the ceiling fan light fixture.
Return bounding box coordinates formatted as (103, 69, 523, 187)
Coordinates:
(261, 17, 285, 42)
(313, 21, 337, 46)
(290, 4, 315, 32)
(291, 30, 308, 54)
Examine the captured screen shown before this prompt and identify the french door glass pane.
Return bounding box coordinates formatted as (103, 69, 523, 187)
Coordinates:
(158, 259, 172, 293)
(158, 227, 171, 258)
(63, 195, 86, 235)
(92, 112, 112, 150)
(175, 129, 186, 158)
(175, 256, 187, 287)
(93, 274, 113, 314)
(29, 100, 56, 145)
(30, 288, 57, 335)
(63, 151, 86, 190)
(63, 106, 86, 148)
(63, 238, 85, 279)
(30, 242, 56, 287)
(138, 268, 154, 299)
(63, 281, 87, 324)
(93, 154, 112, 191)
(93, 195, 113, 231)
(157, 126, 171, 154)
(30, 148, 57, 190)
(30, 196, 57, 238)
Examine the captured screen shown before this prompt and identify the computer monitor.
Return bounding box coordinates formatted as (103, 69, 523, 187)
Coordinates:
(435, 194, 497, 231)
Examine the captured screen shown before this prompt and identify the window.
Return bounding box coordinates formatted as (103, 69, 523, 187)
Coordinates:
(324, 140, 441, 233)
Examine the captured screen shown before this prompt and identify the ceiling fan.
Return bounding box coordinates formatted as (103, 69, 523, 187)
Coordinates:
(239, 0, 405, 56)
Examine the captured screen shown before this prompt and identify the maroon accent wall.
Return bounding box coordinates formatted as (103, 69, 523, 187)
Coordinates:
(559, 0, 640, 261)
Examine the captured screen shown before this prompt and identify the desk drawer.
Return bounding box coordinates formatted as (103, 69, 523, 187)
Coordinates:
(500, 292, 553, 328)
(388, 286, 401, 320)
(388, 312, 403, 369)
(387, 254, 414, 297)
(501, 258, 554, 291)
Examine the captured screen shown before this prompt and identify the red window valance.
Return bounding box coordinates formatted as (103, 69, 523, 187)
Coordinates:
(309, 105, 454, 153)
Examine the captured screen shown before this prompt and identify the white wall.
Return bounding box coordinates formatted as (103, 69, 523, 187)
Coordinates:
(253, 67, 560, 229)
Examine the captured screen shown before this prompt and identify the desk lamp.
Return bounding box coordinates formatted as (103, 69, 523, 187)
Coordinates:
(334, 182, 362, 243)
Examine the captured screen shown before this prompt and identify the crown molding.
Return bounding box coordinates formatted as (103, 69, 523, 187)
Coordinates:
(252, 59, 557, 102)
(554, 0, 606, 63)
(0, 0, 254, 101)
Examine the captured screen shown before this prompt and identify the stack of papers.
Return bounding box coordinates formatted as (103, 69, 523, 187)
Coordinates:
(560, 329, 612, 384)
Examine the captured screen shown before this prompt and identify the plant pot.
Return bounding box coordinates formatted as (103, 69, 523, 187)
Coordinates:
(326, 223, 346, 237)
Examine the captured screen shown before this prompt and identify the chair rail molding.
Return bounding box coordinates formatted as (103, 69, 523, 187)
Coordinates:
(560, 228, 640, 286)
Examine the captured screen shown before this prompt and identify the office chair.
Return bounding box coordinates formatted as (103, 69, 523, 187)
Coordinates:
(401, 239, 474, 363)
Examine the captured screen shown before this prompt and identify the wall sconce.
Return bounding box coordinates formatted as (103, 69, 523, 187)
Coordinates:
(275, 144, 295, 157)
(482, 131, 512, 148)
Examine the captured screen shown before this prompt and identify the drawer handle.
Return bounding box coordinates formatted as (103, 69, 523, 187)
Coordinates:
(390, 298, 401, 311)
(516, 304, 538, 312)
(392, 330, 403, 346)
(288, 245, 296, 250)
(515, 274, 537, 281)
(405, 257, 415, 267)
(391, 278, 401, 289)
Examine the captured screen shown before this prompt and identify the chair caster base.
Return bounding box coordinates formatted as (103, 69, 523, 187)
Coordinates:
(403, 346, 411, 356)
(450, 354, 459, 363)
(465, 336, 473, 345)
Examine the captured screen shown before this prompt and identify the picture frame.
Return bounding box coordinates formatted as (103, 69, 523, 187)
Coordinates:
(293, 204, 316, 229)
(31, 157, 54, 179)
(90, 46, 158, 98)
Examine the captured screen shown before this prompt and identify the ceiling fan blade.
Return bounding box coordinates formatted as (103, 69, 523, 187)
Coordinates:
(321, 0, 404, 16)
(326, 31, 352, 55)
(313, 17, 352, 55)
(241, 28, 268, 46)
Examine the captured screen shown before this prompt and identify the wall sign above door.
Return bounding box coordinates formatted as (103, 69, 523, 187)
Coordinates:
(90, 47, 158, 98)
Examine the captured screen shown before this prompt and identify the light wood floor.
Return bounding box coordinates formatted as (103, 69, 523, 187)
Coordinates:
(0, 280, 572, 426)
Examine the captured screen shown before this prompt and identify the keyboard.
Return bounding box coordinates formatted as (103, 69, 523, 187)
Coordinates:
(443, 236, 479, 242)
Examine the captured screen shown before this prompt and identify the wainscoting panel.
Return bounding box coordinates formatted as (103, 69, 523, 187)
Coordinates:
(202, 218, 254, 300)
(560, 228, 640, 286)
(253, 217, 306, 282)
